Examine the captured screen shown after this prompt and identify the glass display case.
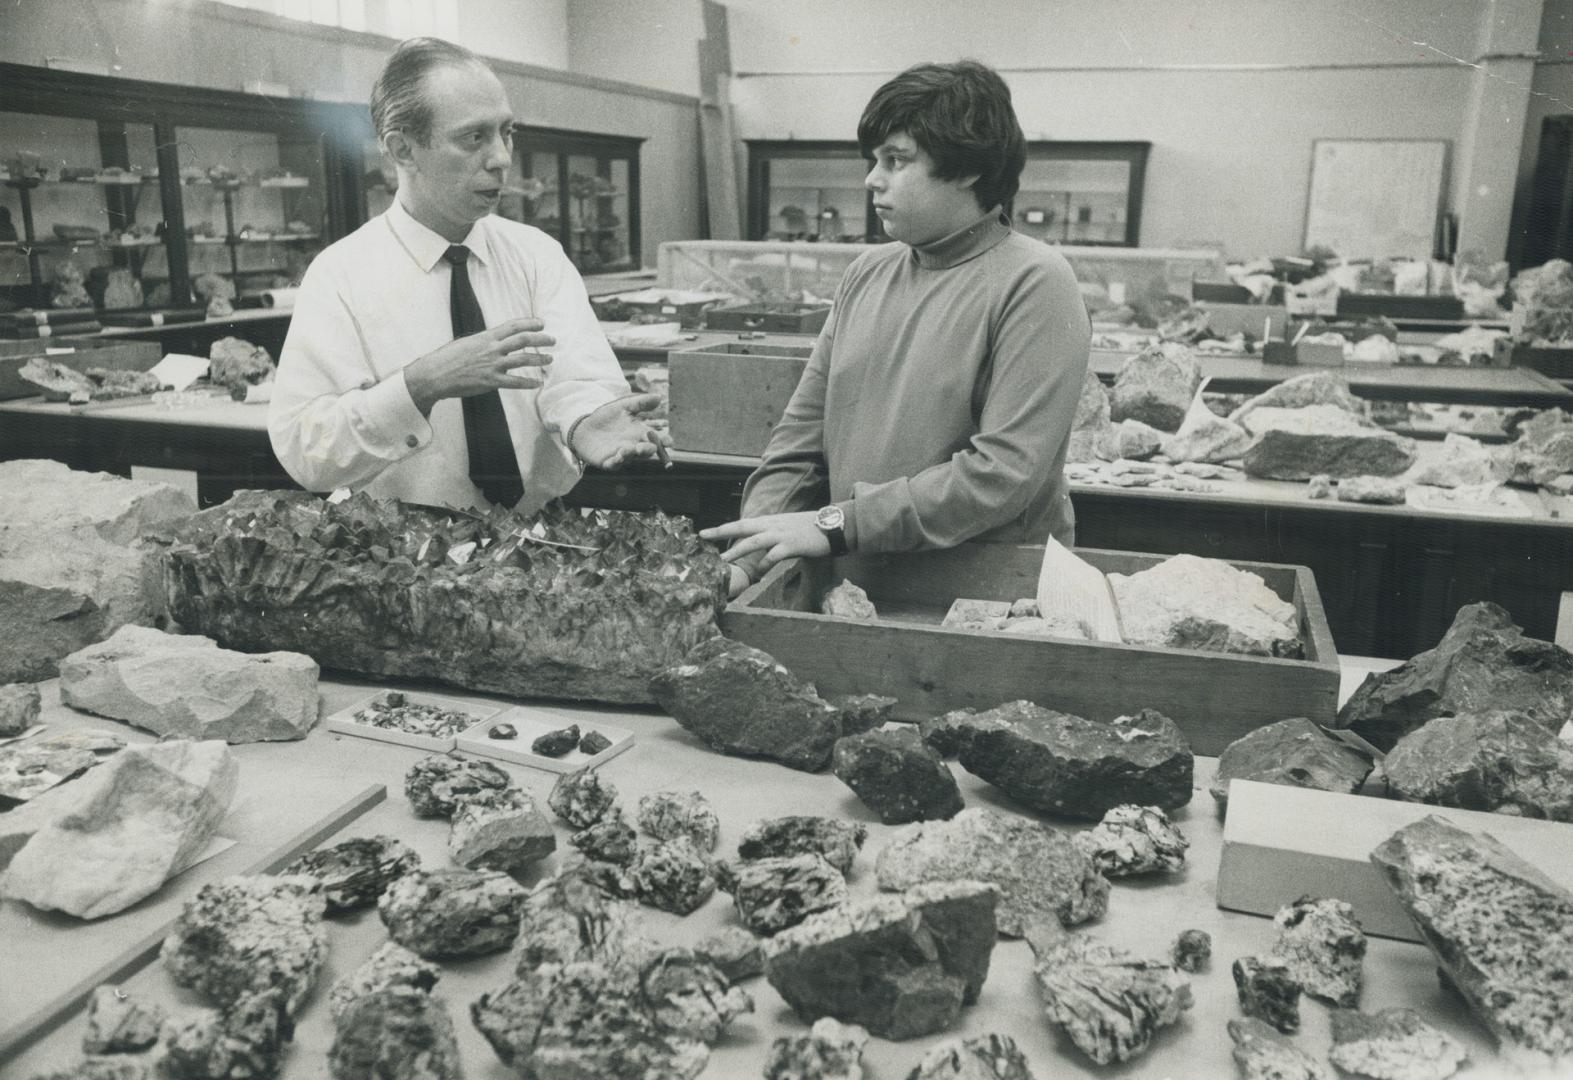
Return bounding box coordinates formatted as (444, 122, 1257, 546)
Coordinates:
(1014, 142, 1150, 248)
(511, 126, 641, 274)
(658, 239, 867, 302)
(747, 141, 880, 243)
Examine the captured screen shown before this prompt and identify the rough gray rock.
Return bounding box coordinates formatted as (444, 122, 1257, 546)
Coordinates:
(637, 790, 720, 851)
(907, 1033, 1036, 1080)
(283, 835, 419, 914)
(161, 989, 292, 1080)
(561, 853, 637, 900)
(874, 808, 1107, 935)
(764, 1017, 868, 1080)
(329, 986, 462, 1080)
(1109, 553, 1303, 658)
(1162, 392, 1253, 464)
(29, 1058, 153, 1080)
(1241, 405, 1416, 480)
(82, 985, 164, 1054)
(1337, 601, 1573, 751)
(1232, 955, 1302, 1034)
(449, 786, 557, 874)
(548, 767, 618, 828)
(568, 809, 638, 865)
(919, 707, 1002, 758)
(821, 580, 877, 620)
(1329, 1007, 1468, 1080)
(1171, 929, 1211, 973)
(1270, 896, 1366, 1007)
(0, 681, 41, 737)
(650, 638, 844, 772)
(161, 875, 327, 1015)
(329, 942, 440, 1021)
(630, 839, 716, 915)
(1210, 717, 1374, 805)
(640, 949, 756, 1043)
(510, 865, 645, 973)
(738, 816, 867, 876)
(955, 701, 1193, 819)
(1371, 815, 1573, 1065)
(1112, 418, 1165, 461)
(1382, 710, 1573, 821)
(1407, 433, 1506, 489)
(1109, 342, 1202, 433)
(714, 853, 847, 935)
(1073, 804, 1188, 876)
(694, 925, 764, 983)
(830, 693, 898, 737)
(763, 881, 997, 1041)
(1337, 475, 1408, 505)
(0, 459, 195, 545)
(1228, 370, 1364, 424)
(403, 754, 511, 819)
(58, 625, 319, 743)
(378, 868, 528, 959)
(1228, 1017, 1332, 1080)
(832, 728, 964, 824)
(1066, 368, 1117, 464)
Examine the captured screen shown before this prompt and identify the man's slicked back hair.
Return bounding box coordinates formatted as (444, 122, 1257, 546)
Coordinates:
(371, 36, 484, 147)
(857, 60, 1027, 211)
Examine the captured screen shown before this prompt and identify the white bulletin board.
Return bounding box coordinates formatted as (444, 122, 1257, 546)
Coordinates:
(1303, 139, 1448, 260)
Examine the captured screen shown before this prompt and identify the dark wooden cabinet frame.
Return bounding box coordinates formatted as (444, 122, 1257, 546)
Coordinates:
(514, 125, 643, 273)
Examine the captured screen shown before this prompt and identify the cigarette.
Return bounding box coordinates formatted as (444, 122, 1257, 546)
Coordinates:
(655, 441, 673, 470)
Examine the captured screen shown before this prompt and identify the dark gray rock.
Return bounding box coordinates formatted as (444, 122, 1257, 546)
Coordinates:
(0, 681, 41, 737)
(1241, 406, 1416, 480)
(1337, 601, 1573, 751)
(1109, 342, 1202, 433)
(1171, 930, 1211, 973)
(955, 701, 1193, 820)
(283, 835, 419, 915)
(1371, 815, 1573, 1064)
(1210, 717, 1374, 805)
(82, 986, 164, 1054)
(906, 1033, 1036, 1080)
(918, 708, 992, 758)
(1383, 710, 1573, 821)
(568, 810, 638, 865)
(1073, 804, 1188, 876)
(832, 728, 964, 824)
(1270, 896, 1366, 1007)
(579, 729, 613, 755)
(764, 1017, 868, 1080)
(713, 853, 847, 935)
(630, 840, 716, 915)
(1329, 1007, 1468, 1080)
(694, 926, 764, 983)
(738, 816, 867, 876)
(1232, 955, 1302, 1034)
(377, 868, 527, 959)
(548, 767, 618, 828)
(831, 693, 898, 736)
(329, 986, 462, 1080)
(637, 790, 720, 851)
(448, 786, 556, 874)
(532, 724, 580, 757)
(403, 755, 510, 819)
(162, 989, 292, 1080)
(1228, 1017, 1332, 1080)
(328, 942, 439, 1021)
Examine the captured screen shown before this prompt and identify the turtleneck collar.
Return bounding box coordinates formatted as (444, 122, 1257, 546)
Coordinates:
(911, 208, 1012, 269)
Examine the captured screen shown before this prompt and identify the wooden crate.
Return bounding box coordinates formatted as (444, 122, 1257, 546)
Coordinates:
(1336, 292, 1463, 321)
(705, 301, 831, 334)
(720, 544, 1340, 755)
(0, 338, 161, 400)
(667, 341, 815, 457)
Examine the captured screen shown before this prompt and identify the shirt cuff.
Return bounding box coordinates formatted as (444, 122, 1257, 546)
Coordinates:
(355, 369, 433, 456)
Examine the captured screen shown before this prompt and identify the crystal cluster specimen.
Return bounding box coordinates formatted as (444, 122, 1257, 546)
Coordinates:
(329, 942, 440, 1020)
(1328, 1007, 1467, 1080)
(713, 853, 847, 934)
(447, 787, 556, 874)
(510, 865, 645, 972)
(908, 1033, 1036, 1080)
(283, 835, 419, 914)
(404, 755, 509, 818)
(1108, 553, 1303, 658)
(549, 767, 618, 828)
(1232, 955, 1302, 1034)
(83, 985, 165, 1054)
(162, 989, 292, 1080)
(637, 790, 720, 851)
(329, 986, 463, 1080)
(378, 869, 528, 960)
(1228, 1017, 1331, 1080)
(1073, 804, 1188, 877)
(738, 816, 866, 876)
(351, 691, 473, 739)
(629, 840, 716, 915)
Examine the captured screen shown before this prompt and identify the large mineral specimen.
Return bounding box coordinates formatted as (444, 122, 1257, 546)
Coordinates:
(1228, 1017, 1332, 1080)
(763, 1017, 868, 1080)
(1240, 405, 1416, 480)
(58, 625, 319, 743)
(404, 754, 511, 818)
(329, 942, 440, 1020)
(738, 816, 867, 876)
(448, 786, 557, 873)
(637, 789, 720, 851)
(1109, 342, 1202, 432)
(874, 808, 1107, 934)
(1108, 553, 1302, 658)
(713, 853, 848, 935)
(831, 728, 964, 824)
(162, 989, 292, 1080)
(955, 701, 1193, 819)
(1370, 815, 1573, 1065)
(1073, 804, 1188, 876)
(1269, 896, 1366, 1006)
(83, 985, 165, 1054)
(1026, 923, 1193, 1065)
(1210, 717, 1374, 805)
(1232, 955, 1302, 1034)
(907, 1033, 1036, 1080)
(378, 868, 528, 959)
(1328, 1007, 1468, 1080)
(548, 767, 618, 828)
(0, 681, 41, 737)
(161, 875, 326, 1014)
(1382, 710, 1573, 821)
(511, 865, 645, 972)
(630, 839, 716, 915)
(1228, 370, 1365, 426)
(1336, 601, 1573, 751)
(162, 491, 725, 705)
(328, 986, 463, 1080)
(763, 881, 997, 1041)
(650, 637, 844, 771)
(282, 835, 419, 914)
(3, 739, 237, 919)
(568, 810, 638, 865)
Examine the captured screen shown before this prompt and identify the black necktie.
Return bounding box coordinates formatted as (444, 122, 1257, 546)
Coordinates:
(444, 244, 524, 508)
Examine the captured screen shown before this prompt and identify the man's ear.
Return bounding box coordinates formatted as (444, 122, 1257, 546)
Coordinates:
(382, 130, 417, 170)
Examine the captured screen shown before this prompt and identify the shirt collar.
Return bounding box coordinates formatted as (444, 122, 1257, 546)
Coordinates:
(386, 195, 495, 273)
(912, 207, 1012, 270)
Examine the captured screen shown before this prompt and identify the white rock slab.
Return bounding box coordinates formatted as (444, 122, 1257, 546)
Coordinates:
(0, 458, 195, 545)
(1109, 553, 1301, 658)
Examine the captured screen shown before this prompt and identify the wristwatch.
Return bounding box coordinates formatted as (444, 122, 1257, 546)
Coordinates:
(815, 504, 848, 556)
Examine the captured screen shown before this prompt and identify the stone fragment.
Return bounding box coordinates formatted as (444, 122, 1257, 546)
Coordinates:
(907, 1032, 1035, 1080)
(1337, 601, 1573, 751)
(1065, 368, 1116, 464)
(1336, 475, 1408, 504)
(1328, 1007, 1467, 1080)
(832, 728, 963, 824)
(830, 693, 898, 737)
(449, 786, 557, 874)
(1109, 342, 1202, 432)
(58, 625, 319, 743)
(713, 853, 847, 934)
(821, 580, 877, 620)
(511, 865, 645, 973)
(532, 723, 580, 757)
(1113, 418, 1165, 460)
(763, 881, 997, 1041)
(488, 721, 517, 739)
(26, 1058, 151, 1080)
(1171, 929, 1211, 972)
(83, 985, 164, 1054)
(0, 459, 195, 545)
(640, 948, 755, 1043)
(1162, 391, 1254, 464)
(403, 754, 510, 818)
(568, 809, 638, 865)
(1073, 804, 1188, 876)
(0, 681, 41, 737)
(651, 638, 844, 771)
(1407, 432, 1506, 489)
(1232, 955, 1301, 1034)
(378, 868, 528, 959)
(630, 839, 716, 915)
(637, 789, 720, 851)
(1270, 896, 1366, 1006)
(1228, 371, 1364, 426)
(764, 1017, 868, 1080)
(1382, 710, 1573, 821)
(941, 599, 1011, 629)
(329, 986, 462, 1080)
(1210, 717, 1374, 805)
(1108, 553, 1302, 658)
(1026, 922, 1192, 1065)
(329, 942, 440, 1020)
(1308, 474, 1334, 498)
(3, 739, 238, 919)
(738, 816, 866, 876)
(578, 729, 612, 755)
(162, 989, 292, 1080)
(561, 853, 637, 900)
(1228, 1017, 1332, 1080)
(1241, 405, 1416, 480)
(0, 727, 124, 806)
(694, 925, 764, 982)
(161, 875, 325, 1014)
(874, 808, 1107, 935)
(919, 707, 1002, 758)
(283, 835, 419, 914)
(1370, 815, 1573, 1064)
(955, 701, 1193, 819)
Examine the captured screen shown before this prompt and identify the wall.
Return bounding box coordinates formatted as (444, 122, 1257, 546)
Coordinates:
(567, 0, 704, 98)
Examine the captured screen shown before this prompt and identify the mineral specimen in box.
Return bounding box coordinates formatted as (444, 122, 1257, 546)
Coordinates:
(532, 723, 580, 757)
(1240, 405, 1416, 480)
(1328, 1007, 1467, 1080)
(820, 579, 877, 620)
(695, 925, 764, 982)
(1108, 553, 1302, 658)
(161, 989, 292, 1080)
(637, 789, 720, 851)
(829, 693, 898, 736)
(955, 701, 1193, 819)
(511, 865, 645, 972)
(1337, 601, 1573, 751)
(1073, 804, 1189, 877)
(328, 986, 463, 1080)
(3, 739, 237, 919)
(283, 835, 419, 914)
(352, 691, 474, 740)
(488, 722, 517, 740)
(1371, 815, 1573, 1065)
(763, 881, 997, 1041)
(1270, 896, 1366, 1007)
(763, 1017, 868, 1080)
(448, 786, 557, 874)
(832, 728, 964, 824)
(378, 868, 528, 960)
(329, 941, 440, 1021)
(1171, 929, 1211, 973)
(1228, 1017, 1331, 1080)
(579, 729, 612, 755)
(1336, 475, 1408, 505)
(568, 810, 638, 865)
(82, 985, 165, 1054)
(630, 839, 716, 915)
(737, 816, 867, 876)
(1232, 955, 1302, 1034)
(549, 766, 618, 828)
(1109, 342, 1202, 433)
(1382, 710, 1573, 821)
(160, 492, 725, 705)
(0, 681, 41, 737)
(874, 808, 1107, 935)
(1210, 717, 1374, 805)
(713, 852, 848, 935)
(650, 637, 846, 772)
(404, 754, 511, 818)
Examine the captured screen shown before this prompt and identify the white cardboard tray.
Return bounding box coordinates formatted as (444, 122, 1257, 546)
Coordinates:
(455, 704, 634, 773)
(323, 691, 504, 753)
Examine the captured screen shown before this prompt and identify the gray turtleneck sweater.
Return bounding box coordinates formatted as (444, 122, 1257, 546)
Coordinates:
(740, 209, 1091, 553)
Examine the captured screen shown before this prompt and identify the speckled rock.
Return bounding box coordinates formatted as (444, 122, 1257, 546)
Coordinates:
(714, 853, 847, 935)
(1109, 342, 1202, 433)
(641, 949, 755, 1043)
(637, 790, 720, 852)
(830, 693, 898, 737)
(1210, 717, 1374, 805)
(1113, 418, 1166, 461)
(510, 865, 645, 973)
(0, 681, 41, 737)
(1073, 804, 1188, 876)
(1241, 405, 1415, 480)
(548, 767, 618, 828)
(82, 986, 164, 1054)
(919, 707, 1004, 758)
(1232, 955, 1301, 1034)
(907, 1032, 1036, 1080)
(568, 809, 638, 865)
(162, 989, 291, 1080)
(1336, 475, 1408, 505)
(832, 728, 964, 824)
(329, 986, 462, 1080)
(630, 840, 716, 915)
(1109, 553, 1302, 658)
(1269, 896, 1366, 1006)
(1383, 710, 1573, 821)
(283, 835, 419, 914)
(1171, 930, 1211, 973)
(448, 786, 556, 874)
(329, 942, 440, 1021)
(875, 808, 1106, 935)
(764, 1017, 868, 1080)
(403, 754, 511, 819)
(821, 580, 877, 620)
(694, 925, 764, 982)
(738, 816, 867, 876)
(561, 853, 637, 901)
(378, 868, 528, 959)
(25, 1058, 152, 1080)
(1228, 1017, 1332, 1080)
(1328, 1007, 1467, 1080)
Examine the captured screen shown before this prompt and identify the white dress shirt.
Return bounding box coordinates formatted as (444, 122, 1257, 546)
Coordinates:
(268, 197, 625, 513)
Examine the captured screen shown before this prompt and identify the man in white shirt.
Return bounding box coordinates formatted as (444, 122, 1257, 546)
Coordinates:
(270, 37, 665, 513)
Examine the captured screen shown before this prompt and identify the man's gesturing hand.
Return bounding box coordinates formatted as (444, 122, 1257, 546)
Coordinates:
(404, 318, 555, 415)
(569, 394, 672, 469)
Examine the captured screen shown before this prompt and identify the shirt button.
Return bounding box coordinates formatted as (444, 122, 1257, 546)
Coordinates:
(405, 434, 419, 448)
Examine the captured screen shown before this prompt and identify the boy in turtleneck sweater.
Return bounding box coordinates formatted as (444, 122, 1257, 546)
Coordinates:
(703, 60, 1091, 595)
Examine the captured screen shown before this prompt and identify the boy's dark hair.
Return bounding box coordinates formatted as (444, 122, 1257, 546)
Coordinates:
(857, 60, 1026, 211)
(372, 37, 484, 146)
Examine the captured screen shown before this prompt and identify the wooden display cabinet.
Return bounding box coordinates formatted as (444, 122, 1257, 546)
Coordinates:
(509, 125, 643, 274)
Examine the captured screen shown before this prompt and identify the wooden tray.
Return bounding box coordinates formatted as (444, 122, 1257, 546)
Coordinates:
(720, 544, 1340, 756)
(667, 341, 815, 457)
(323, 692, 503, 753)
(454, 704, 634, 772)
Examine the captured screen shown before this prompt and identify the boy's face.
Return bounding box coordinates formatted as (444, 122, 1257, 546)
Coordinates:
(865, 131, 984, 247)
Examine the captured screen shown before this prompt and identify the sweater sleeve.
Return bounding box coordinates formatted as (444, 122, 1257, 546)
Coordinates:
(737, 303, 838, 519)
(847, 254, 1090, 552)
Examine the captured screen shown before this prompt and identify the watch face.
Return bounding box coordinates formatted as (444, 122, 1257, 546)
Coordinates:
(816, 505, 844, 530)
